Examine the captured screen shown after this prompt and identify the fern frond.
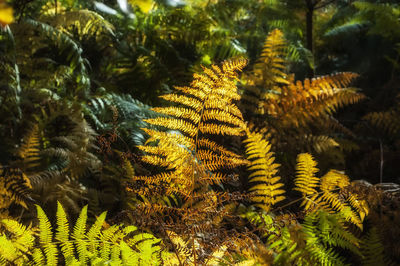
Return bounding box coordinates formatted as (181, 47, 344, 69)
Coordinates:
(0, 203, 166, 265)
(294, 154, 368, 228)
(254, 29, 289, 86)
(364, 110, 400, 137)
(302, 211, 361, 266)
(72, 205, 88, 263)
(36, 205, 58, 266)
(360, 227, 394, 266)
(294, 153, 320, 210)
(87, 211, 107, 256)
(0, 166, 32, 209)
(134, 59, 247, 203)
(55, 202, 75, 263)
(18, 124, 41, 171)
(244, 130, 285, 211)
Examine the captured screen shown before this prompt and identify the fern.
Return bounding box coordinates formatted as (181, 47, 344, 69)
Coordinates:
(364, 108, 400, 138)
(302, 210, 360, 266)
(18, 124, 41, 171)
(294, 153, 320, 210)
(132, 59, 248, 201)
(36, 205, 59, 265)
(294, 153, 368, 229)
(0, 202, 166, 265)
(360, 226, 396, 266)
(242, 29, 365, 166)
(244, 129, 285, 212)
(0, 166, 32, 210)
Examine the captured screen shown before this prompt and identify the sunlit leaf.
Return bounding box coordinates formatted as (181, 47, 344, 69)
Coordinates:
(0, 2, 13, 27)
(128, 0, 154, 13)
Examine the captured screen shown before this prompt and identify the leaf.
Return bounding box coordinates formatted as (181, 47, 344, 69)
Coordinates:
(128, 0, 154, 13)
(0, 3, 13, 27)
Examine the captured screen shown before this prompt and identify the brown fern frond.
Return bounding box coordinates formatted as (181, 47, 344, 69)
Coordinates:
(18, 125, 41, 171)
(364, 110, 400, 137)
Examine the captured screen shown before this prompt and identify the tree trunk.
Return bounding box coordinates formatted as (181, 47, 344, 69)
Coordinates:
(306, 1, 315, 78)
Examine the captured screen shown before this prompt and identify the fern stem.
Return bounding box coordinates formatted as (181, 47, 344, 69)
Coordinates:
(379, 139, 384, 184)
(158, 216, 183, 266)
(271, 189, 340, 212)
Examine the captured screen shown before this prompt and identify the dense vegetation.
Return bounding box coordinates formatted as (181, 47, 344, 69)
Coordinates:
(0, 0, 399, 264)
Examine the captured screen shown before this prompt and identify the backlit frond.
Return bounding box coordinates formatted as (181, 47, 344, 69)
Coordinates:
(294, 153, 368, 229)
(294, 153, 319, 210)
(133, 59, 247, 203)
(244, 129, 285, 211)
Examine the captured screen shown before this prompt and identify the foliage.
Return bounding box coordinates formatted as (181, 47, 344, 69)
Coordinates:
(0, 0, 399, 265)
(244, 129, 285, 212)
(0, 202, 165, 265)
(242, 29, 365, 173)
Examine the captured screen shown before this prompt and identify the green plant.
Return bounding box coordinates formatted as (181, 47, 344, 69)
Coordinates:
(0, 202, 165, 265)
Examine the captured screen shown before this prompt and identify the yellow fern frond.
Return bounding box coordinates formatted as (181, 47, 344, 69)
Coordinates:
(244, 130, 285, 211)
(36, 205, 58, 266)
(294, 153, 320, 210)
(255, 29, 289, 87)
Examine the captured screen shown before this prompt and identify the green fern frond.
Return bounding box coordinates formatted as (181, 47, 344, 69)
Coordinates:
(360, 227, 395, 266)
(302, 211, 360, 266)
(0, 203, 167, 265)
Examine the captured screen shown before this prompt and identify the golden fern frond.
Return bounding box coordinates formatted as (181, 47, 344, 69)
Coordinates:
(269, 73, 364, 128)
(242, 29, 289, 114)
(72, 205, 89, 263)
(0, 219, 35, 264)
(0, 166, 32, 209)
(319, 170, 363, 228)
(244, 129, 285, 211)
(294, 153, 320, 210)
(304, 134, 339, 153)
(135, 59, 247, 201)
